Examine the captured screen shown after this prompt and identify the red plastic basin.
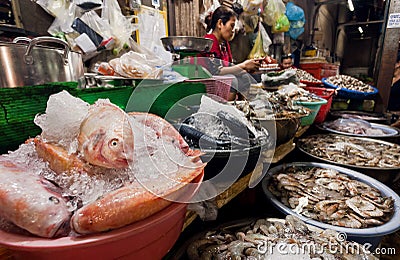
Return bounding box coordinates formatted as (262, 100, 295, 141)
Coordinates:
(305, 86, 335, 124)
(0, 173, 204, 260)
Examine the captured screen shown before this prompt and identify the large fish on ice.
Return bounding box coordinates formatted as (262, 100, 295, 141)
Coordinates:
(0, 157, 71, 238)
(71, 113, 205, 234)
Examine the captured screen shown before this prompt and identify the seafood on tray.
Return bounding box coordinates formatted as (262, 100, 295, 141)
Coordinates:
(298, 134, 400, 168)
(321, 118, 394, 136)
(325, 75, 375, 93)
(268, 165, 394, 228)
(0, 91, 205, 238)
(186, 215, 377, 259)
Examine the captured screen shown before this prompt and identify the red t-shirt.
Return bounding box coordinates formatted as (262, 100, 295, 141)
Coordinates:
(204, 34, 232, 67)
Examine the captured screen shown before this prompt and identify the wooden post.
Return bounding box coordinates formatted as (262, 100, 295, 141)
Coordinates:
(375, 0, 400, 113)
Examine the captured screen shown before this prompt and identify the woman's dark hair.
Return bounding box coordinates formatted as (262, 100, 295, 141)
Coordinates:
(281, 53, 293, 62)
(206, 6, 237, 32)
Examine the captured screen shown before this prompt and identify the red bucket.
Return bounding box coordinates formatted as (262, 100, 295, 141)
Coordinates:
(305, 86, 335, 124)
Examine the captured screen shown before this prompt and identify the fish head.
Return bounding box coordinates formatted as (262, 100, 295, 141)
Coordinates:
(80, 119, 135, 169)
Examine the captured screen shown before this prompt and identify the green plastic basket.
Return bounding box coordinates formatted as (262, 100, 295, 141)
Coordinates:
(0, 82, 135, 154)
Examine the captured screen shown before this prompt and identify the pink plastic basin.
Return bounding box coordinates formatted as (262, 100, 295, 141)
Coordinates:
(0, 173, 204, 260)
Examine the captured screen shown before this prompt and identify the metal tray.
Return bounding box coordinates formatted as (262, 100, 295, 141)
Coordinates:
(262, 162, 400, 241)
(317, 120, 399, 138)
(329, 110, 388, 123)
(297, 134, 400, 171)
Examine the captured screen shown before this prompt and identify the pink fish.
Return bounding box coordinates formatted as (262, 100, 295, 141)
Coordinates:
(71, 113, 205, 234)
(0, 157, 71, 238)
(78, 100, 134, 169)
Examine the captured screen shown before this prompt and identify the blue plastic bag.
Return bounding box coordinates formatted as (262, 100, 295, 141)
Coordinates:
(288, 26, 304, 40)
(285, 2, 305, 22)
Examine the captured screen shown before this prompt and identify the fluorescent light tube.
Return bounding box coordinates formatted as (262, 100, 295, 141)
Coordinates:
(348, 0, 354, 11)
(358, 26, 363, 34)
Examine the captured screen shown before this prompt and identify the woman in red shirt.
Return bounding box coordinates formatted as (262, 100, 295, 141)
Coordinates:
(203, 6, 261, 100)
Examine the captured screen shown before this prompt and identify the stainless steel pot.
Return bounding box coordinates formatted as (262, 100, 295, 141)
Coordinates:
(0, 37, 84, 88)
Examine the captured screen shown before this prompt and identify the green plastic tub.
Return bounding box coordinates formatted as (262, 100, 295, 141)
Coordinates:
(295, 98, 327, 126)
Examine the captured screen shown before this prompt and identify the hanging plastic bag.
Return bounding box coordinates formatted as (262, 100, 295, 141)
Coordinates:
(263, 0, 286, 26)
(47, 2, 78, 35)
(260, 22, 272, 53)
(37, 0, 68, 17)
(286, 2, 305, 22)
(288, 26, 304, 40)
(272, 14, 290, 33)
(286, 2, 305, 28)
(80, 11, 112, 40)
(248, 22, 271, 59)
(241, 0, 263, 15)
(102, 0, 137, 55)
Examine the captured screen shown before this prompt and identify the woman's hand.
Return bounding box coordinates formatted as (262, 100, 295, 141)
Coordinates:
(239, 59, 261, 73)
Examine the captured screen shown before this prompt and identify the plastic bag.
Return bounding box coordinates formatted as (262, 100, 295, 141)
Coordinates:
(80, 11, 112, 40)
(272, 14, 290, 33)
(286, 2, 305, 29)
(241, 0, 263, 15)
(248, 22, 271, 59)
(288, 26, 304, 40)
(109, 51, 163, 79)
(37, 0, 69, 17)
(263, 0, 286, 26)
(102, 0, 137, 55)
(47, 2, 78, 35)
(285, 2, 305, 22)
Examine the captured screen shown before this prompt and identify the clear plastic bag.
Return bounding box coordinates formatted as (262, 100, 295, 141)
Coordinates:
(80, 11, 112, 39)
(241, 0, 263, 15)
(102, 0, 137, 55)
(37, 0, 69, 17)
(263, 0, 286, 26)
(248, 22, 272, 59)
(47, 2, 78, 35)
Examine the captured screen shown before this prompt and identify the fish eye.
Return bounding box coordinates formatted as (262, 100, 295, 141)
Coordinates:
(109, 138, 119, 147)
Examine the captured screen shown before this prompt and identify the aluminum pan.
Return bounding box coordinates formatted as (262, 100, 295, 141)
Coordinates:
(317, 120, 399, 138)
(297, 134, 400, 171)
(262, 161, 400, 237)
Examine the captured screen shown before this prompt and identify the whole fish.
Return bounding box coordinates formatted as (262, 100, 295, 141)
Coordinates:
(78, 99, 134, 169)
(71, 113, 206, 234)
(0, 157, 71, 238)
(70, 157, 204, 234)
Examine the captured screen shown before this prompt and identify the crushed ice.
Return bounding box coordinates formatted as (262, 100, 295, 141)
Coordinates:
(34, 91, 90, 153)
(3, 91, 197, 212)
